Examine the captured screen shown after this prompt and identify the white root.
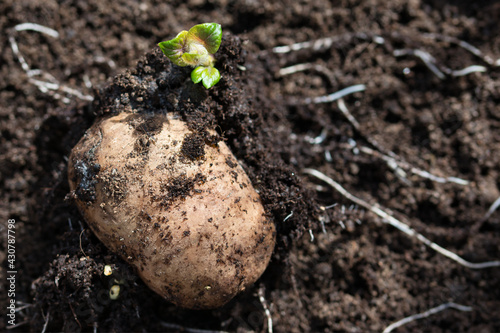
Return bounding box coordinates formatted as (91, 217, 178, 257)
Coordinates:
(9, 23, 93, 103)
(41, 310, 50, 333)
(422, 32, 500, 67)
(337, 99, 469, 186)
(393, 48, 446, 79)
(273, 32, 493, 79)
(278, 39, 485, 187)
(481, 196, 500, 223)
(272, 32, 381, 54)
(303, 84, 366, 104)
(14, 23, 60, 37)
(284, 79, 469, 186)
(308, 229, 315, 242)
(337, 99, 396, 161)
(393, 48, 487, 79)
(258, 285, 273, 333)
(302, 168, 500, 269)
(349, 142, 469, 186)
(383, 302, 472, 333)
(279, 63, 328, 77)
(449, 65, 487, 77)
(283, 83, 365, 106)
(283, 211, 294, 222)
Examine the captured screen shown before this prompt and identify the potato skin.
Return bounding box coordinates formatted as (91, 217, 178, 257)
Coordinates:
(68, 112, 276, 309)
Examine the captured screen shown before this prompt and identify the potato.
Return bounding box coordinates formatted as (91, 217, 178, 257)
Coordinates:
(67, 112, 276, 309)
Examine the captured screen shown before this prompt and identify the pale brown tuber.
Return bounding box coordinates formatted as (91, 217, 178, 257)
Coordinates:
(68, 111, 276, 309)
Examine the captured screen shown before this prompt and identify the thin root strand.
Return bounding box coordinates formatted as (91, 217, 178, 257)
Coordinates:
(383, 302, 472, 333)
(303, 168, 500, 269)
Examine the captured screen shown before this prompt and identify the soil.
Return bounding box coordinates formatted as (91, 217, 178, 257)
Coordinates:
(1, 0, 500, 332)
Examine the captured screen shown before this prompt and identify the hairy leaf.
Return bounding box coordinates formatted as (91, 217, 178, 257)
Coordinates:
(158, 30, 188, 67)
(187, 23, 222, 55)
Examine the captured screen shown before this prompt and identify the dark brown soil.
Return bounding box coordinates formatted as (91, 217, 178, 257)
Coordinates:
(1, 0, 500, 332)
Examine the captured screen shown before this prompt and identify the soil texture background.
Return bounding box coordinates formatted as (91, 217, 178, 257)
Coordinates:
(1, 0, 500, 332)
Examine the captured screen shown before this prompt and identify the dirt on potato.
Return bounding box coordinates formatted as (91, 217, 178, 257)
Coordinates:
(1, 0, 500, 332)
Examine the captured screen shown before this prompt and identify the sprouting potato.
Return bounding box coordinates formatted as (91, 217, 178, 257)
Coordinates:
(68, 111, 276, 309)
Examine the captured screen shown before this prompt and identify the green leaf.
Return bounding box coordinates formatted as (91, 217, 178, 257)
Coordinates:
(158, 30, 188, 67)
(186, 23, 222, 55)
(191, 66, 221, 89)
(202, 66, 221, 89)
(191, 66, 206, 84)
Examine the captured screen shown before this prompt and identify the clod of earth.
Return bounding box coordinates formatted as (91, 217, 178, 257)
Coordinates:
(67, 111, 276, 309)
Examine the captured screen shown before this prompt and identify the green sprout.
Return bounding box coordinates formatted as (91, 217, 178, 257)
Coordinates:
(158, 23, 222, 89)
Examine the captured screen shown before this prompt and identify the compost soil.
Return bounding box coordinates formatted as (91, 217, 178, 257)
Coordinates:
(1, 0, 500, 332)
